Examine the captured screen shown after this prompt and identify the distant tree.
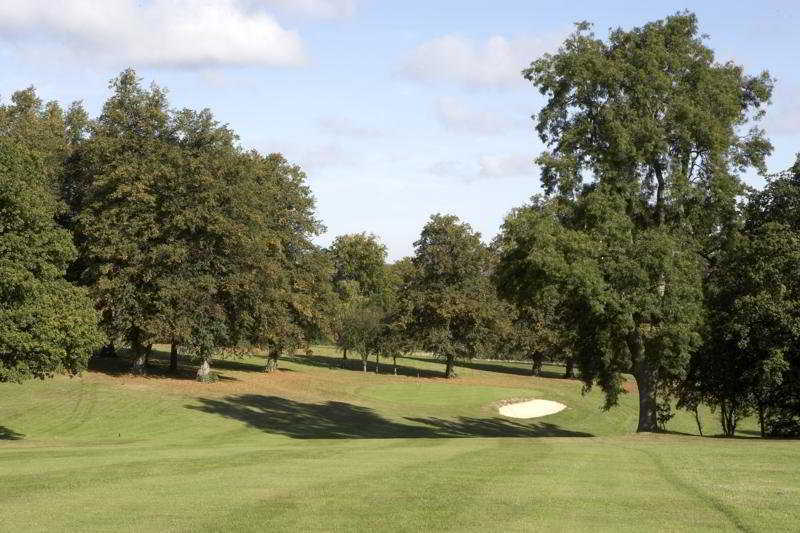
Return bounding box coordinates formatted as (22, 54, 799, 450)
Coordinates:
(493, 200, 577, 378)
(328, 233, 388, 362)
(408, 214, 497, 378)
(0, 139, 103, 382)
(378, 258, 418, 374)
(329, 233, 388, 297)
(518, 12, 772, 431)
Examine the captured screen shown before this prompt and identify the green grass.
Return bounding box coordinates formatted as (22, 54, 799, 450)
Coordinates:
(1, 346, 798, 531)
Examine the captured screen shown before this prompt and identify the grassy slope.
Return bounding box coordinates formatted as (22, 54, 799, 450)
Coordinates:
(1, 346, 798, 532)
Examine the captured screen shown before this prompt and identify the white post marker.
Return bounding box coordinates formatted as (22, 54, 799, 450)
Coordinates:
(498, 399, 566, 419)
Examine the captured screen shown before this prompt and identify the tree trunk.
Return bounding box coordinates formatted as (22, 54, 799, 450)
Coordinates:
(100, 343, 116, 357)
(131, 341, 147, 375)
(564, 358, 575, 379)
(343, 348, 348, 360)
(445, 355, 456, 379)
(144, 344, 152, 367)
(720, 400, 738, 437)
(531, 359, 541, 376)
(393, 355, 397, 375)
(265, 353, 279, 373)
(169, 342, 179, 373)
(375, 354, 379, 374)
(634, 369, 659, 432)
(196, 356, 213, 382)
(758, 401, 766, 438)
(630, 333, 658, 432)
(362, 357, 367, 373)
(693, 406, 704, 437)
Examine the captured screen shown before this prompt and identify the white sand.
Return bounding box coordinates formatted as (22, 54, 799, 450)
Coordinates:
(498, 399, 566, 419)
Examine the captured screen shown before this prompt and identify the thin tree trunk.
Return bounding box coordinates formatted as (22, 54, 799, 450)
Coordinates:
(758, 401, 766, 438)
(445, 355, 456, 379)
(131, 339, 147, 375)
(393, 355, 397, 375)
(196, 356, 212, 382)
(265, 351, 279, 373)
(531, 358, 542, 376)
(343, 348, 348, 360)
(564, 357, 575, 379)
(362, 357, 367, 373)
(693, 406, 703, 437)
(169, 341, 179, 373)
(375, 354, 379, 374)
(719, 400, 738, 437)
(144, 344, 152, 367)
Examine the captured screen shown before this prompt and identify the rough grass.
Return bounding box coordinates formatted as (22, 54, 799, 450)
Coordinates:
(1, 345, 798, 531)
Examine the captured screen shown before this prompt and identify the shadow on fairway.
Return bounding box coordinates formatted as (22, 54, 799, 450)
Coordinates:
(0, 426, 23, 440)
(453, 359, 570, 380)
(401, 356, 576, 380)
(286, 354, 444, 379)
(88, 350, 240, 381)
(188, 394, 593, 439)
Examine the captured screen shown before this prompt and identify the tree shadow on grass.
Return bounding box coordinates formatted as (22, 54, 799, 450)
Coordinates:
(0, 426, 23, 440)
(88, 349, 237, 382)
(286, 354, 444, 379)
(187, 394, 593, 439)
(404, 356, 573, 380)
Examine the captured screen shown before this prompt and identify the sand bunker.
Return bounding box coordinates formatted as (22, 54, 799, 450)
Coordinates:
(498, 399, 566, 419)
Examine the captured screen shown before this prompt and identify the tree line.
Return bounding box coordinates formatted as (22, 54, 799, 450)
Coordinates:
(1, 12, 798, 437)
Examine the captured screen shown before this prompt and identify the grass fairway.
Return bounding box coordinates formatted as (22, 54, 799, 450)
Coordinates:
(1, 347, 799, 532)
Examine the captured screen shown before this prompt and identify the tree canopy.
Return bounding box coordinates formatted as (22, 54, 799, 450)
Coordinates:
(408, 214, 500, 378)
(0, 138, 103, 382)
(509, 12, 773, 431)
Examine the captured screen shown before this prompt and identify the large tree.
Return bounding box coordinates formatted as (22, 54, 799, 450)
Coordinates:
(408, 214, 498, 378)
(682, 155, 800, 437)
(73, 70, 178, 374)
(220, 152, 331, 374)
(0, 138, 103, 382)
(517, 12, 772, 431)
(74, 70, 329, 380)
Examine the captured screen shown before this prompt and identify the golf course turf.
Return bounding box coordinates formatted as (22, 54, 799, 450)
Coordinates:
(1, 346, 798, 531)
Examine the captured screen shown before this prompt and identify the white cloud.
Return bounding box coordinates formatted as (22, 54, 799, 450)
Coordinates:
(478, 154, 534, 178)
(428, 160, 473, 180)
(0, 0, 306, 68)
(401, 33, 563, 88)
(435, 97, 520, 135)
(428, 154, 535, 181)
(257, 0, 356, 18)
(300, 143, 356, 171)
(319, 116, 383, 138)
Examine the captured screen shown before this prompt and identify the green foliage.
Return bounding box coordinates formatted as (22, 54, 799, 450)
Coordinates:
(0, 139, 103, 382)
(73, 69, 329, 376)
(328, 232, 388, 298)
(684, 154, 800, 436)
(408, 214, 500, 378)
(328, 233, 388, 361)
(517, 12, 772, 431)
(493, 200, 576, 375)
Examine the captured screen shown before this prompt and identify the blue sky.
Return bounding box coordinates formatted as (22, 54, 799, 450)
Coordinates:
(1, 1, 798, 260)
